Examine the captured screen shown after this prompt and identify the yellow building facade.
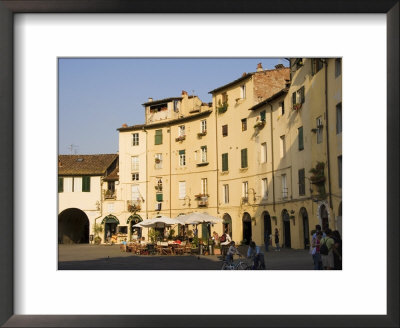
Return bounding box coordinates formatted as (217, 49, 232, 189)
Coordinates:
(117, 60, 342, 249)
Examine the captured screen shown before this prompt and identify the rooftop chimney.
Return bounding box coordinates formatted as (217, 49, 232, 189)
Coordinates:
(275, 64, 284, 69)
(256, 63, 263, 72)
(181, 90, 188, 96)
(242, 72, 247, 77)
(148, 97, 153, 102)
(122, 123, 128, 128)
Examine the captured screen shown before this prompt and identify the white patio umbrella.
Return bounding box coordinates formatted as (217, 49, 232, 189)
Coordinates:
(176, 212, 222, 225)
(136, 215, 181, 228)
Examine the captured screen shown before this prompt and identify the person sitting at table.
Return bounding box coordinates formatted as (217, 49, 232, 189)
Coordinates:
(212, 231, 219, 246)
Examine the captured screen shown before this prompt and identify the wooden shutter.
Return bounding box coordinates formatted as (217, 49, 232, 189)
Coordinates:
(241, 148, 248, 168)
(260, 110, 266, 121)
(298, 169, 305, 195)
(300, 86, 305, 103)
(58, 177, 64, 193)
(155, 129, 163, 145)
(222, 153, 228, 171)
(82, 176, 90, 192)
(298, 126, 304, 150)
(156, 193, 163, 202)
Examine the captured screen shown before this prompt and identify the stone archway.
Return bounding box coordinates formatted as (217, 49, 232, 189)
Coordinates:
(242, 212, 252, 245)
(127, 214, 143, 241)
(263, 211, 272, 240)
(58, 208, 89, 244)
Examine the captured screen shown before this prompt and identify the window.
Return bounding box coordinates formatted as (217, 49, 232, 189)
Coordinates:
(221, 92, 228, 103)
(155, 153, 162, 169)
(280, 101, 285, 115)
(173, 100, 179, 112)
(260, 110, 266, 122)
(335, 58, 342, 77)
(156, 193, 163, 202)
(241, 148, 248, 168)
(298, 169, 305, 195)
(131, 185, 140, 202)
(240, 84, 246, 99)
(280, 135, 286, 158)
(262, 178, 268, 199)
(223, 184, 229, 204)
(201, 120, 207, 133)
(82, 176, 90, 192)
(338, 156, 342, 188)
(201, 146, 207, 163)
(155, 129, 163, 145)
(64, 177, 73, 192)
(118, 226, 128, 234)
(298, 86, 305, 104)
(179, 150, 186, 166)
(132, 173, 139, 181)
(311, 58, 324, 75)
(242, 181, 248, 198)
(261, 143, 267, 163)
(178, 125, 185, 137)
(336, 103, 342, 134)
(131, 156, 139, 171)
(201, 178, 208, 195)
(222, 124, 228, 137)
(241, 118, 247, 131)
(179, 181, 186, 199)
(316, 116, 323, 144)
(281, 174, 288, 199)
(132, 133, 139, 146)
(222, 153, 228, 171)
(58, 177, 64, 193)
(73, 177, 82, 192)
(298, 126, 304, 150)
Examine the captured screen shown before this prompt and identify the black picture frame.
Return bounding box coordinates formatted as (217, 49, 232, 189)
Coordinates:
(0, 1, 398, 327)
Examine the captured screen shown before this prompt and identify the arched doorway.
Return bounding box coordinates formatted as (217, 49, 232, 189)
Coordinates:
(242, 212, 252, 245)
(222, 213, 232, 238)
(300, 207, 309, 249)
(263, 211, 271, 241)
(320, 204, 329, 231)
(282, 209, 291, 248)
(127, 214, 143, 241)
(101, 215, 119, 241)
(58, 208, 89, 244)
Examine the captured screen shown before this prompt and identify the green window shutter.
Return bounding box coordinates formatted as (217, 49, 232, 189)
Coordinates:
(298, 169, 305, 195)
(155, 129, 163, 145)
(82, 176, 90, 192)
(58, 177, 64, 193)
(298, 126, 304, 150)
(260, 110, 266, 121)
(292, 92, 296, 105)
(241, 148, 248, 168)
(300, 86, 305, 103)
(156, 193, 163, 202)
(222, 153, 228, 171)
(179, 150, 185, 155)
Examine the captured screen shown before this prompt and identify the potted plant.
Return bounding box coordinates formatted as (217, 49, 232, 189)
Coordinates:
(254, 120, 265, 129)
(155, 158, 161, 164)
(217, 99, 228, 114)
(94, 236, 102, 245)
(293, 103, 302, 111)
(197, 131, 207, 137)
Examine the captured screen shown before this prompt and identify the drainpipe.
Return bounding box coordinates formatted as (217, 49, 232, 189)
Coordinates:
(268, 103, 276, 213)
(169, 123, 172, 218)
(323, 59, 333, 209)
(215, 101, 219, 214)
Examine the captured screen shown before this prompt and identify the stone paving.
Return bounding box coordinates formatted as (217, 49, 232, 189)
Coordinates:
(58, 244, 314, 270)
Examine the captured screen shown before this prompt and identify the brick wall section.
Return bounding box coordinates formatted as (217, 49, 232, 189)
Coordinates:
(252, 68, 290, 102)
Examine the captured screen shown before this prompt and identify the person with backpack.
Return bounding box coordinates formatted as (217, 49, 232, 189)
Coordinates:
(320, 229, 335, 270)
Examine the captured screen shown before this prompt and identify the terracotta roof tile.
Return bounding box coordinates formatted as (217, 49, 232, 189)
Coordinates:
(58, 154, 118, 176)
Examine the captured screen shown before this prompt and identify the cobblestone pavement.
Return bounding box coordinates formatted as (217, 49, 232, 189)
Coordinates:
(58, 244, 314, 270)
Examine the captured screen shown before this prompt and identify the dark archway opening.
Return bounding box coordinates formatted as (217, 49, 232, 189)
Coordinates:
(58, 208, 89, 244)
(300, 207, 309, 249)
(320, 204, 329, 231)
(282, 209, 291, 248)
(242, 212, 252, 245)
(263, 211, 271, 241)
(223, 213, 232, 238)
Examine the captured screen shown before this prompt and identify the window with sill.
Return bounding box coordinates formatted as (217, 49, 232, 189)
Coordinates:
(178, 125, 185, 137)
(200, 120, 207, 133)
(223, 184, 229, 204)
(336, 103, 342, 134)
(155, 129, 163, 145)
(222, 124, 228, 137)
(132, 173, 139, 181)
(241, 148, 248, 169)
(262, 178, 268, 199)
(241, 118, 247, 131)
(222, 153, 228, 172)
(311, 58, 324, 75)
(335, 59, 342, 77)
(200, 146, 207, 163)
(298, 126, 304, 151)
(132, 133, 139, 146)
(240, 84, 246, 99)
(298, 168, 305, 196)
(179, 150, 186, 166)
(261, 143, 267, 163)
(58, 177, 64, 193)
(131, 156, 139, 171)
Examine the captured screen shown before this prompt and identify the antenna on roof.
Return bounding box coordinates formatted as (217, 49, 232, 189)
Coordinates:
(68, 144, 79, 155)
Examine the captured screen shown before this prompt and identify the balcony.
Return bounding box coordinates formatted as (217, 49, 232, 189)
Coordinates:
(104, 190, 116, 200)
(127, 200, 141, 212)
(195, 194, 208, 207)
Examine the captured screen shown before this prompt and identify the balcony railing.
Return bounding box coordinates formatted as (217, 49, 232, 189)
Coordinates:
(282, 188, 288, 199)
(127, 200, 141, 212)
(104, 190, 116, 200)
(195, 195, 208, 207)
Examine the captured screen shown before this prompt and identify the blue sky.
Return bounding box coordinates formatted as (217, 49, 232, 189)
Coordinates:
(58, 58, 287, 154)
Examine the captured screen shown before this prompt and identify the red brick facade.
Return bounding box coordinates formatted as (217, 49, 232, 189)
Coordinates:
(252, 68, 290, 102)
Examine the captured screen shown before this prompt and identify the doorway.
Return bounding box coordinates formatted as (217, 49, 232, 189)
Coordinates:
(242, 212, 252, 245)
(263, 211, 271, 241)
(300, 207, 309, 249)
(223, 213, 232, 238)
(58, 208, 89, 244)
(320, 204, 329, 230)
(282, 209, 291, 248)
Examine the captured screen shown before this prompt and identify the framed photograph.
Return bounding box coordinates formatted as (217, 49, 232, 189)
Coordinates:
(0, 1, 398, 327)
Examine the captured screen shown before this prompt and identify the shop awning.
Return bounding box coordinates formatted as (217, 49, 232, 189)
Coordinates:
(101, 215, 119, 224)
(127, 214, 143, 225)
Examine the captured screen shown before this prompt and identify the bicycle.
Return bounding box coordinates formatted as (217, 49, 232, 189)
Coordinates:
(221, 255, 250, 270)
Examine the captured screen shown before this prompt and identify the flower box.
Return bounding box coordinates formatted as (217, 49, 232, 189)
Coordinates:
(175, 135, 186, 142)
(292, 103, 302, 111)
(197, 131, 207, 137)
(254, 121, 266, 129)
